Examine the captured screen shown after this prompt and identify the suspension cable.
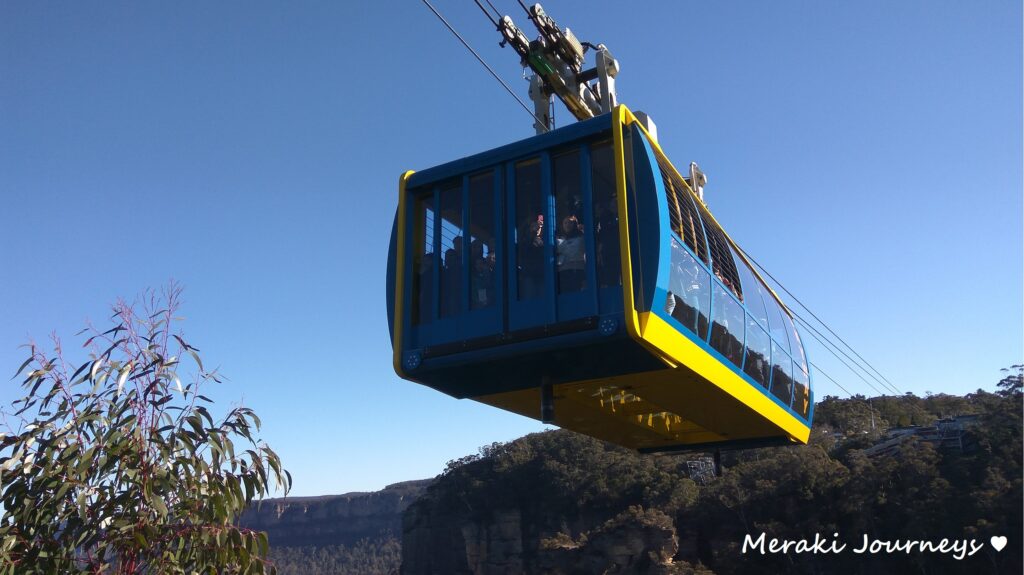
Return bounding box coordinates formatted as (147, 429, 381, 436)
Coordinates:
(482, 0, 503, 22)
(810, 361, 856, 398)
(736, 245, 901, 395)
(811, 360, 885, 432)
(792, 311, 898, 395)
(421, 0, 549, 132)
(795, 314, 889, 397)
(472, 0, 499, 27)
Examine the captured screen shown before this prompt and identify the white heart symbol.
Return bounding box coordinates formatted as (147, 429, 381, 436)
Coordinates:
(990, 536, 1007, 552)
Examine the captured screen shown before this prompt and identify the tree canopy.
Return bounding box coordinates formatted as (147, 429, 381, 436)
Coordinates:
(403, 373, 1022, 575)
(0, 286, 290, 574)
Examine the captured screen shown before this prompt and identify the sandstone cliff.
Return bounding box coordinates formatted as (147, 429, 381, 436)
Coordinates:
(398, 432, 705, 574)
(241, 479, 431, 548)
(402, 497, 703, 575)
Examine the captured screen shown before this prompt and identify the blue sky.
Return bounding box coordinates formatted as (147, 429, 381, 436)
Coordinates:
(1, 1, 1020, 496)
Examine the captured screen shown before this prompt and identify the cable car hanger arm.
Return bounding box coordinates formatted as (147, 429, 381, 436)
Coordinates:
(495, 3, 619, 133)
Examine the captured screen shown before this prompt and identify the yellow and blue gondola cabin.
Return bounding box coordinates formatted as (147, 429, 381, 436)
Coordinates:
(386, 105, 813, 452)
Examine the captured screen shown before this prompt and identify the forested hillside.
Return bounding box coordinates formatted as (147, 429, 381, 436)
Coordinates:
(265, 371, 1021, 574)
(402, 378, 1021, 574)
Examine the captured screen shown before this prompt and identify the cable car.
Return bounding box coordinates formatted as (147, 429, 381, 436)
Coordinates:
(386, 105, 813, 452)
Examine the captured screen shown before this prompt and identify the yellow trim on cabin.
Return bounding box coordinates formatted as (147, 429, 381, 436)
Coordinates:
(392, 170, 416, 378)
(612, 106, 643, 345)
(634, 125, 794, 319)
(638, 311, 810, 442)
(612, 105, 809, 443)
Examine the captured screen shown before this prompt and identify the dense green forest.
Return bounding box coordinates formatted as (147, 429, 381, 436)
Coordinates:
(271, 370, 1022, 574)
(270, 536, 401, 575)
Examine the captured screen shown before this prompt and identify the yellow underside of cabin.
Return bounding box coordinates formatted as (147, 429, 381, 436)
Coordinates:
(476, 310, 811, 452)
(477, 367, 783, 451)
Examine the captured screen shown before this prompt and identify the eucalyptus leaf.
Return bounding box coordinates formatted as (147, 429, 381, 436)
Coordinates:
(0, 286, 286, 573)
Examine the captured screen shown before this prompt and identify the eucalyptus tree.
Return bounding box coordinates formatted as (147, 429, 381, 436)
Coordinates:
(0, 286, 290, 574)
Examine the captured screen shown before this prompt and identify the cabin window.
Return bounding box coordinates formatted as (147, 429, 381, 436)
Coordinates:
(553, 150, 585, 293)
(787, 314, 808, 374)
(698, 209, 742, 301)
(591, 141, 620, 288)
(730, 245, 769, 330)
(667, 237, 710, 339)
(468, 171, 496, 310)
(793, 365, 810, 418)
(765, 295, 792, 354)
(412, 193, 435, 326)
(770, 341, 794, 405)
(654, 155, 708, 265)
(439, 182, 464, 318)
(710, 282, 745, 367)
(743, 317, 771, 387)
(515, 158, 544, 300)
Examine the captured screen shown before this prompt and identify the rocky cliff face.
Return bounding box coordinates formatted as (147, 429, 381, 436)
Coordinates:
(401, 503, 529, 575)
(401, 501, 691, 575)
(241, 479, 431, 548)
(537, 507, 686, 575)
(396, 431, 707, 574)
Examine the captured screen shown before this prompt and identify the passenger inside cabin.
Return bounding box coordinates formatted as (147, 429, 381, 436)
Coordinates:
(666, 240, 700, 332)
(712, 262, 733, 294)
(556, 214, 585, 292)
(469, 239, 494, 309)
(771, 364, 793, 405)
(442, 236, 463, 316)
(517, 214, 545, 299)
(745, 346, 769, 387)
(570, 194, 584, 224)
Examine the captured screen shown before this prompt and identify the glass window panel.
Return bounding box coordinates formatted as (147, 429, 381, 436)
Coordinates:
(765, 294, 791, 354)
(412, 193, 435, 326)
(554, 150, 585, 293)
(666, 237, 711, 340)
(439, 182, 463, 318)
(710, 282, 745, 367)
(729, 245, 769, 330)
(792, 366, 810, 418)
(468, 171, 496, 310)
(770, 341, 794, 406)
(697, 206, 741, 299)
(743, 317, 771, 387)
(515, 158, 544, 300)
(653, 152, 708, 264)
(788, 317, 808, 375)
(591, 141, 620, 288)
